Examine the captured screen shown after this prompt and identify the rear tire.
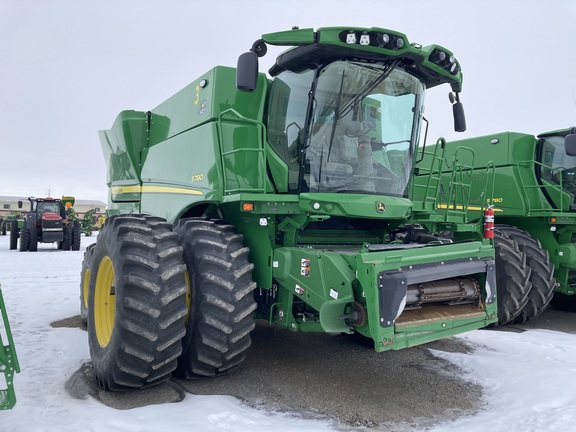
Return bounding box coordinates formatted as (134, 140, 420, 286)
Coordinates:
(87, 214, 188, 390)
(175, 218, 257, 379)
(9, 220, 19, 250)
(80, 243, 96, 324)
(493, 228, 531, 325)
(497, 225, 555, 323)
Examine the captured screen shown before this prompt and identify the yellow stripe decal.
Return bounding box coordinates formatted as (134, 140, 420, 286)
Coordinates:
(436, 204, 503, 212)
(112, 186, 204, 196)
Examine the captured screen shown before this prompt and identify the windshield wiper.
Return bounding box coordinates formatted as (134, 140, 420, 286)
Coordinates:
(335, 59, 401, 121)
(325, 70, 347, 162)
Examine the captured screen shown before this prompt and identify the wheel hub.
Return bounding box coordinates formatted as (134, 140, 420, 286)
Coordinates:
(94, 256, 116, 347)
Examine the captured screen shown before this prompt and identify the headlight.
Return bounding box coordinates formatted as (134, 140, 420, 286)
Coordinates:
(430, 48, 460, 75)
(340, 30, 406, 51)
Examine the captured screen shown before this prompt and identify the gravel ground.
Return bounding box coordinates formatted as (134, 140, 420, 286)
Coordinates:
(59, 306, 576, 431)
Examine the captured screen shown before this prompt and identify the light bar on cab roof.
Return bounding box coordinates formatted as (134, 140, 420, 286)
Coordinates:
(341, 29, 405, 50)
(429, 47, 459, 75)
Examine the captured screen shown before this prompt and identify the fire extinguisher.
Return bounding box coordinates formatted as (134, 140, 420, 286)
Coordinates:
(483, 205, 494, 239)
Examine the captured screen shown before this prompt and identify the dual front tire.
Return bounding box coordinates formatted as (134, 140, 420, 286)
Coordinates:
(494, 225, 555, 325)
(86, 215, 189, 390)
(175, 218, 257, 379)
(83, 215, 256, 390)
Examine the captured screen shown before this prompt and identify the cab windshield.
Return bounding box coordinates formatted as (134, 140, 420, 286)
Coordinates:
(35, 201, 61, 215)
(539, 134, 576, 210)
(267, 60, 425, 196)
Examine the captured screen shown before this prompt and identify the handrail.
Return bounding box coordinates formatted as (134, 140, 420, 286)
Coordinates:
(217, 108, 267, 194)
(414, 140, 496, 223)
(517, 160, 572, 213)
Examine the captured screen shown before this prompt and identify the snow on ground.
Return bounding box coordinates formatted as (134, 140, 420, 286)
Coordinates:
(1, 234, 576, 432)
(429, 330, 576, 432)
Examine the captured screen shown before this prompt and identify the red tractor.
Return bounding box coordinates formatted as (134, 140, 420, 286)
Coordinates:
(10, 197, 81, 251)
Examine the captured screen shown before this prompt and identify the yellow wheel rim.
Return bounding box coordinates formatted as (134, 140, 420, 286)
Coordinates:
(82, 268, 90, 309)
(94, 256, 116, 347)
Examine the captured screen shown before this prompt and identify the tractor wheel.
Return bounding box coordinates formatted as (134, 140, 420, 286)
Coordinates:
(87, 214, 188, 390)
(29, 227, 38, 252)
(71, 221, 81, 251)
(496, 225, 555, 323)
(19, 227, 30, 252)
(62, 225, 72, 251)
(175, 218, 257, 379)
(1, 221, 6, 236)
(493, 228, 532, 325)
(80, 243, 96, 324)
(9, 220, 19, 250)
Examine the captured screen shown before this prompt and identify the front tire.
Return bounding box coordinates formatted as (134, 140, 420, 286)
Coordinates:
(29, 227, 38, 252)
(496, 225, 555, 323)
(9, 220, 19, 250)
(62, 225, 72, 250)
(175, 218, 257, 378)
(71, 221, 81, 251)
(87, 214, 188, 390)
(80, 243, 96, 324)
(493, 228, 532, 325)
(19, 227, 30, 252)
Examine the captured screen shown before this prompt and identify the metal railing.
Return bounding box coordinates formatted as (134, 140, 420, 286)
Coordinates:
(217, 108, 267, 195)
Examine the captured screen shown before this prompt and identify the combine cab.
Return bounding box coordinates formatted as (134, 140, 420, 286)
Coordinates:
(10, 197, 81, 252)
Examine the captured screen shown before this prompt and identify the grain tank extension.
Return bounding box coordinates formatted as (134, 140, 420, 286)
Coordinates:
(85, 27, 497, 391)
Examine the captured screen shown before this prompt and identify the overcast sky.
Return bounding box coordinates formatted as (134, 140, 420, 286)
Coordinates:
(2, 0, 575, 203)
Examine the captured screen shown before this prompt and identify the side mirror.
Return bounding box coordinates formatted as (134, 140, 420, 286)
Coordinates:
(17, 201, 22, 209)
(565, 134, 576, 156)
(236, 51, 259, 92)
(449, 92, 466, 132)
(453, 102, 466, 132)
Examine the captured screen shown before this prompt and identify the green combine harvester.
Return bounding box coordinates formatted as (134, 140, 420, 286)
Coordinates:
(420, 128, 576, 323)
(85, 26, 499, 391)
(0, 284, 20, 409)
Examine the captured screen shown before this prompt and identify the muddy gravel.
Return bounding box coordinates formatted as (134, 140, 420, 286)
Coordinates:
(56, 307, 576, 431)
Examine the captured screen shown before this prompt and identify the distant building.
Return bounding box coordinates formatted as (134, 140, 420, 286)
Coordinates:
(0, 196, 107, 219)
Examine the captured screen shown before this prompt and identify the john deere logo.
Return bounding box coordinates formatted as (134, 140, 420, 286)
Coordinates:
(377, 202, 386, 213)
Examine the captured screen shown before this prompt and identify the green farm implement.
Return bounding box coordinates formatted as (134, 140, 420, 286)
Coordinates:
(62, 196, 97, 236)
(75, 209, 96, 236)
(0, 284, 20, 409)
